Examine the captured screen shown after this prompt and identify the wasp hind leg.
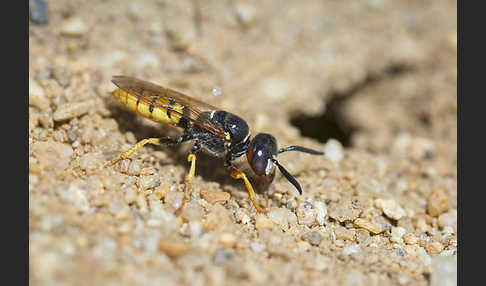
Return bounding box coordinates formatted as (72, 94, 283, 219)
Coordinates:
(230, 167, 268, 213)
(104, 134, 196, 168)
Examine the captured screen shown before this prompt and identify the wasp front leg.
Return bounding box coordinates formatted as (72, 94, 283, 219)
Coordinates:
(229, 166, 268, 213)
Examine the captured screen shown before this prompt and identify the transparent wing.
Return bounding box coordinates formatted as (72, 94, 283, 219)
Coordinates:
(112, 75, 226, 138)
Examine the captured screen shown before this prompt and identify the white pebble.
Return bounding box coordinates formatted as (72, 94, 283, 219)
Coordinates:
(235, 209, 251, 225)
(59, 183, 90, 213)
(189, 221, 202, 238)
(212, 87, 222, 97)
(53, 100, 95, 122)
(61, 18, 89, 37)
(296, 201, 317, 226)
(29, 78, 50, 111)
(144, 235, 160, 253)
(390, 226, 406, 243)
(234, 3, 258, 26)
(324, 139, 344, 163)
(374, 199, 406, 220)
(267, 208, 296, 231)
(343, 244, 361, 255)
(430, 256, 456, 286)
(392, 133, 411, 155)
(250, 242, 265, 253)
(314, 201, 328, 226)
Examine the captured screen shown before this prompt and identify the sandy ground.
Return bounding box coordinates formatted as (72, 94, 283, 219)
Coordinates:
(29, 0, 457, 285)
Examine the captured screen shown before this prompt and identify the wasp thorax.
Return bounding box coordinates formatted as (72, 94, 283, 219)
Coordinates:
(211, 111, 250, 144)
(247, 133, 278, 176)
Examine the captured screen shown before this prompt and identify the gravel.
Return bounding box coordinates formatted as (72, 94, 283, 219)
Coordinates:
(29, 0, 457, 285)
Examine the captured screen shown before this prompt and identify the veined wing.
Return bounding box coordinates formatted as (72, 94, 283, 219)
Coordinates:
(111, 75, 226, 138)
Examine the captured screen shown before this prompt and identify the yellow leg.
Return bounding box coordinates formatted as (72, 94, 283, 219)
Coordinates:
(175, 153, 197, 214)
(104, 138, 161, 167)
(184, 154, 197, 198)
(230, 167, 267, 213)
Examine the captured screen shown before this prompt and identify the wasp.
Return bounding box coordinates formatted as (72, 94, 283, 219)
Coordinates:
(105, 76, 323, 212)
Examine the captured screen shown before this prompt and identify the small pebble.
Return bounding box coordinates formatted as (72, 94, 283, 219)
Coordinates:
(29, 0, 48, 24)
(30, 141, 73, 171)
(324, 139, 344, 163)
(390, 227, 406, 243)
(296, 241, 312, 252)
(425, 241, 444, 255)
(214, 251, 234, 264)
(204, 205, 233, 232)
(314, 201, 328, 226)
(180, 202, 204, 222)
(255, 214, 274, 230)
(395, 249, 405, 257)
(235, 209, 251, 225)
(212, 87, 222, 97)
(164, 192, 184, 211)
(189, 221, 202, 238)
(328, 199, 361, 223)
(136, 193, 148, 212)
(427, 188, 450, 217)
(127, 160, 142, 176)
(438, 210, 457, 231)
(123, 187, 137, 204)
(301, 231, 322, 246)
(408, 137, 435, 161)
(79, 152, 103, 174)
(158, 239, 189, 258)
(52, 67, 73, 87)
(296, 201, 317, 226)
(355, 229, 372, 246)
(354, 218, 384, 234)
(430, 256, 457, 286)
(200, 190, 231, 204)
(417, 218, 431, 233)
(153, 185, 169, 200)
(38, 114, 54, 129)
(137, 174, 159, 190)
(29, 78, 50, 111)
(59, 183, 90, 213)
(334, 226, 355, 241)
(392, 133, 411, 155)
(260, 77, 289, 100)
(267, 207, 296, 231)
(234, 2, 258, 27)
(343, 244, 361, 255)
(140, 166, 156, 176)
(149, 22, 162, 35)
(403, 233, 419, 245)
(219, 233, 236, 248)
(250, 242, 265, 253)
(61, 18, 89, 37)
(53, 100, 94, 122)
(374, 199, 406, 220)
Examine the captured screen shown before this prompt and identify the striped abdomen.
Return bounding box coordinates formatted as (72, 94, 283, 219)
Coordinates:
(112, 88, 183, 126)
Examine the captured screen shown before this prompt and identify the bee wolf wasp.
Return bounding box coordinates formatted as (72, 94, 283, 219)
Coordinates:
(105, 76, 323, 212)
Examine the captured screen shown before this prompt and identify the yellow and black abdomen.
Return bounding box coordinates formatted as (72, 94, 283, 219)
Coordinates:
(112, 88, 184, 126)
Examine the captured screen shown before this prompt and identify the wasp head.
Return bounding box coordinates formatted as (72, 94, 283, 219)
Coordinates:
(246, 133, 324, 194)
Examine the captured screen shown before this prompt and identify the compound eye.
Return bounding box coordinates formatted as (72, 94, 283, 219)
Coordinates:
(247, 133, 278, 176)
(249, 149, 269, 176)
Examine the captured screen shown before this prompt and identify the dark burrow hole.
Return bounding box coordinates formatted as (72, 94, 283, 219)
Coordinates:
(290, 93, 355, 148)
(290, 64, 412, 148)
